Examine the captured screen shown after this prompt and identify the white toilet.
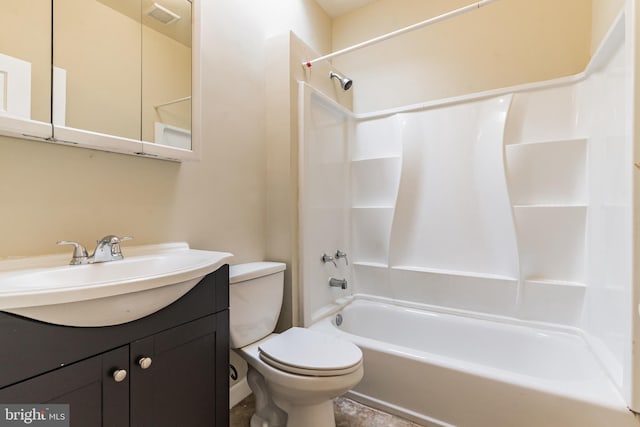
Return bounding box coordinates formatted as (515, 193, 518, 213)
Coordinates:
(229, 262, 363, 427)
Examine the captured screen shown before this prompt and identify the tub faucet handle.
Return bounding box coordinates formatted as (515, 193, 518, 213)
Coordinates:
(321, 253, 337, 267)
(335, 250, 349, 266)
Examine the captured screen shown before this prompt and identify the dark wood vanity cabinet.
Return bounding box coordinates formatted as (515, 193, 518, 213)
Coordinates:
(0, 265, 230, 427)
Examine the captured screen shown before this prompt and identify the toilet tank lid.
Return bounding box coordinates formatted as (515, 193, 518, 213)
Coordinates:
(229, 262, 286, 284)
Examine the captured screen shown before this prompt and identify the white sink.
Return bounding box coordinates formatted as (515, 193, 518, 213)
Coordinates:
(0, 243, 233, 327)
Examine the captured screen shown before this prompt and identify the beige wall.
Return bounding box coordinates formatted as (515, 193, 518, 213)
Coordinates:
(0, 0, 331, 266)
(592, 0, 625, 53)
(332, 0, 593, 112)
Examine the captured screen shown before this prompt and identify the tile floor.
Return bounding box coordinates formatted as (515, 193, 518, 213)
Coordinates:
(230, 394, 424, 427)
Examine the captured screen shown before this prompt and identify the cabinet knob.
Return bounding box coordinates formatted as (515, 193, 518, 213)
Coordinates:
(137, 356, 153, 370)
(112, 369, 127, 383)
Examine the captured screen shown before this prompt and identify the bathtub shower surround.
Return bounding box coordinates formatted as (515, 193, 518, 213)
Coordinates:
(299, 12, 638, 427)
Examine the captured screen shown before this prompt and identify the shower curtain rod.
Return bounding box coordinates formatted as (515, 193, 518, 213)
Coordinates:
(303, 0, 499, 68)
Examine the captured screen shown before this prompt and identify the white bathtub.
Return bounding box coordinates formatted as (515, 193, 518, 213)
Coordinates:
(310, 298, 639, 427)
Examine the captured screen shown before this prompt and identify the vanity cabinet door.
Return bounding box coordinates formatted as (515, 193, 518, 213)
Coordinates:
(130, 312, 228, 427)
(0, 345, 129, 427)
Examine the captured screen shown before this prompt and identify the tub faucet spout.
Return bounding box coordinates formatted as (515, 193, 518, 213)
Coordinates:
(329, 277, 348, 290)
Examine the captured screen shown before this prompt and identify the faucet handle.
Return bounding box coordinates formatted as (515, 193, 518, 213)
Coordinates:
(114, 236, 133, 255)
(321, 253, 337, 267)
(97, 235, 133, 244)
(106, 235, 133, 256)
(335, 250, 349, 266)
(94, 235, 133, 261)
(112, 236, 134, 248)
(57, 240, 89, 265)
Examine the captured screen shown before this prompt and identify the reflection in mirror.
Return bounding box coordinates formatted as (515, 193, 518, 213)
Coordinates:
(52, 0, 192, 151)
(53, 0, 142, 141)
(142, 0, 192, 150)
(0, 1, 51, 124)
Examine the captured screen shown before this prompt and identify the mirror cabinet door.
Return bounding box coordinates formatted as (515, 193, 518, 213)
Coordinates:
(141, 0, 192, 151)
(0, 1, 52, 137)
(53, 0, 143, 142)
(1, 1, 193, 160)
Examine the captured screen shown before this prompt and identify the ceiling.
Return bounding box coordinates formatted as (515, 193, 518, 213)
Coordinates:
(315, 0, 379, 17)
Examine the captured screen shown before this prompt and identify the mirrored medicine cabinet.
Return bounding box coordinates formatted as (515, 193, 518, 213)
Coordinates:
(0, 0, 198, 162)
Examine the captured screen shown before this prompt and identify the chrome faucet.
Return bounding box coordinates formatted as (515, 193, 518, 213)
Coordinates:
(57, 235, 133, 265)
(329, 277, 347, 290)
(91, 235, 133, 263)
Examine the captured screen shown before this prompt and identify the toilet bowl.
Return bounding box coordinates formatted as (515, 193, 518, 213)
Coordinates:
(229, 262, 363, 427)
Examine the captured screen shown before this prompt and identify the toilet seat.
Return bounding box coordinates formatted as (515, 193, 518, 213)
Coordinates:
(258, 327, 362, 377)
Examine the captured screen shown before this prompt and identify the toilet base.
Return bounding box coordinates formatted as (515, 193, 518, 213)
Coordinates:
(247, 366, 337, 427)
(273, 398, 335, 427)
(248, 366, 287, 427)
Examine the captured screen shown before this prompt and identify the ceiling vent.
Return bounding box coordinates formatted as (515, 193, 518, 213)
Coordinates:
(145, 2, 181, 25)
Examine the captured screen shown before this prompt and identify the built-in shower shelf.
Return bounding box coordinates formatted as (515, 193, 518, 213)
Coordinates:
(352, 205, 395, 209)
(506, 138, 587, 206)
(390, 266, 518, 282)
(351, 205, 394, 211)
(353, 261, 388, 269)
(352, 207, 394, 265)
(505, 137, 588, 147)
(523, 278, 587, 288)
(513, 204, 588, 209)
(507, 131, 587, 284)
(352, 115, 403, 161)
(513, 205, 586, 283)
(352, 155, 401, 162)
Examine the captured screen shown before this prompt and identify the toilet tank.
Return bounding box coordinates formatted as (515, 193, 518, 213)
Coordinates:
(229, 262, 286, 348)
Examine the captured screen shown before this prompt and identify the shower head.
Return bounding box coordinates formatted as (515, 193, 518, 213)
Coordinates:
(330, 72, 353, 91)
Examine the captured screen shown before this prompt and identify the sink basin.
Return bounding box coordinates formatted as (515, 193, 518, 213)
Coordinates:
(0, 243, 233, 326)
